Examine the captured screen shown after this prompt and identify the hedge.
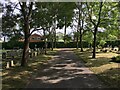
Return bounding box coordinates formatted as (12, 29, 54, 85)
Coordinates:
(2, 41, 89, 49)
(2, 40, 120, 49)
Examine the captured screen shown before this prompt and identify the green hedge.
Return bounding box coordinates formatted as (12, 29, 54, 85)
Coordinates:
(2, 41, 89, 49)
(105, 40, 120, 47)
(2, 40, 120, 49)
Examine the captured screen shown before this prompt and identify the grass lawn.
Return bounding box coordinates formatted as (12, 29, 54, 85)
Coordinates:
(74, 48, 120, 88)
(2, 49, 58, 90)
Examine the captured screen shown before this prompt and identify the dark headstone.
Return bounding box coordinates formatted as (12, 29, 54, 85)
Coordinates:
(2, 52, 6, 59)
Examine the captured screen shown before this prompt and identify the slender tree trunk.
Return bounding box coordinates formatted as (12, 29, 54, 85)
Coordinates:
(64, 17, 67, 43)
(118, 1, 120, 51)
(51, 29, 54, 51)
(4, 36, 5, 42)
(51, 36, 54, 51)
(80, 34, 83, 52)
(76, 36, 79, 49)
(54, 27, 56, 48)
(92, 27, 97, 58)
(43, 29, 47, 54)
(54, 31, 57, 48)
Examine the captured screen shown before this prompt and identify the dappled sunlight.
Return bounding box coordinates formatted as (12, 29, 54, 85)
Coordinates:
(29, 62, 43, 66)
(35, 76, 75, 84)
(2, 50, 57, 89)
(26, 49, 106, 88)
(90, 63, 119, 74)
(74, 48, 120, 88)
(96, 52, 119, 58)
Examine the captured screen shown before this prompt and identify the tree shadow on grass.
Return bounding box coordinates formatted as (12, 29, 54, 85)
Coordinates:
(98, 68, 120, 88)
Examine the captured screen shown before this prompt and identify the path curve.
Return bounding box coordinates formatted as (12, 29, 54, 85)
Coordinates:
(26, 48, 106, 88)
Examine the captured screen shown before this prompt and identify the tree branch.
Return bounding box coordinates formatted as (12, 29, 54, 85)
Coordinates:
(19, 2, 26, 19)
(96, 2, 103, 27)
(86, 2, 96, 26)
(27, 2, 33, 19)
(30, 27, 43, 35)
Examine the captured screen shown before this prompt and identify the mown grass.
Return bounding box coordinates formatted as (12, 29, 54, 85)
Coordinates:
(2, 49, 58, 90)
(74, 48, 120, 88)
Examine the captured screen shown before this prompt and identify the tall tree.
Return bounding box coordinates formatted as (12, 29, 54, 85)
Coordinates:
(86, 2, 103, 58)
(19, 2, 33, 66)
(118, 1, 120, 51)
(57, 3, 75, 43)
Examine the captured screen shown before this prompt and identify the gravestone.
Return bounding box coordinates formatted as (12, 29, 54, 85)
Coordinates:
(29, 49, 32, 58)
(114, 47, 118, 51)
(2, 52, 6, 59)
(6, 62, 10, 68)
(10, 60, 14, 66)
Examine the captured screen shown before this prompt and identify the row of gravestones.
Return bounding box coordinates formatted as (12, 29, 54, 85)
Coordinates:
(2, 48, 45, 68)
(29, 48, 46, 57)
(100, 47, 119, 53)
(2, 49, 23, 69)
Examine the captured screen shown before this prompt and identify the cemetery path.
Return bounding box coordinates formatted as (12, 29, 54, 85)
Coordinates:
(26, 48, 107, 88)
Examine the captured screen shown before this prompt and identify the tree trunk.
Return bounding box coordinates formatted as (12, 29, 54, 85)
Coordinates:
(51, 30, 54, 51)
(64, 17, 67, 43)
(19, 2, 33, 67)
(4, 36, 5, 42)
(118, 1, 120, 51)
(92, 28, 97, 58)
(54, 27, 56, 48)
(76, 36, 79, 49)
(51, 37, 54, 51)
(21, 35, 29, 66)
(43, 29, 47, 54)
(80, 34, 83, 52)
(21, 18, 30, 67)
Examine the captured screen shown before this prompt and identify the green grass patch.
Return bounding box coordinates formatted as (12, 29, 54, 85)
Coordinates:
(74, 48, 120, 88)
(2, 49, 57, 90)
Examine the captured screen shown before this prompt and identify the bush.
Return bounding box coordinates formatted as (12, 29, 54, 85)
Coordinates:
(99, 40, 106, 48)
(110, 56, 120, 63)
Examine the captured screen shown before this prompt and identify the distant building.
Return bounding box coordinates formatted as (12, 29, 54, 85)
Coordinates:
(19, 34, 44, 42)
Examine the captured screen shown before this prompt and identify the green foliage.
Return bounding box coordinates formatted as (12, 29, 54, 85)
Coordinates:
(63, 35, 72, 43)
(99, 40, 106, 48)
(57, 3, 76, 29)
(83, 31, 93, 44)
(108, 34, 117, 40)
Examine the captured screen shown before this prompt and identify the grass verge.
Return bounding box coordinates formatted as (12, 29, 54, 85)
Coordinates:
(74, 48, 120, 88)
(2, 49, 58, 90)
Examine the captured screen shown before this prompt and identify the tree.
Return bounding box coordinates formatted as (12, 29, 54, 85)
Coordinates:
(57, 3, 75, 43)
(2, 2, 20, 42)
(118, 1, 120, 51)
(64, 34, 72, 43)
(75, 2, 87, 51)
(83, 31, 93, 48)
(86, 2, 103, 58)
(19, 2, 33, 66)
(73, 32, 79, 49)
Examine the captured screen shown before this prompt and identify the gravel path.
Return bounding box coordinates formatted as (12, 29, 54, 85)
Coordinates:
(26, 48, 107, 88)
